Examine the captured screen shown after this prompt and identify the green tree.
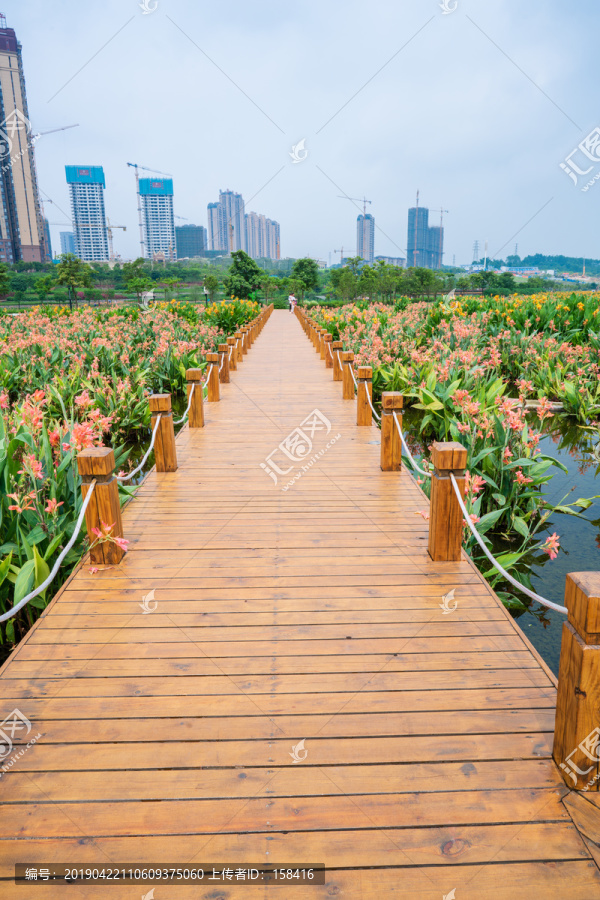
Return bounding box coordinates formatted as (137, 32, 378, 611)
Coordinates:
(291, 258, 320, 299)
(34, 274, 55, 303)
(0, 263, 11, 299)
(330, 267, 359, 301)
(126, 276, 153, 302)
(55, 253, 93, 310)
(122, 257, 146, 283)
(204, 274, 219, 302)
(223, 251, 264, 299)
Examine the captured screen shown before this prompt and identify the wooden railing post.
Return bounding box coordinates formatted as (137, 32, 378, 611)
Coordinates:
(227, 336, 237, 371)
(149, 394, 178, 472)
(342, 352, 355, 400)
(324, 334, 333, 369)
(206, 352, 220, 402)
(235, 331, 243, 364)
(380, 392, 404, 471)
(319, 329, 327, 361)
(357, 366, 373, 426)
(186, 369, 205, 428)
(241, 327, 249, 355)
(554, 573, 600, 791)
(218, 343, 230, 383)
(77, 448, 126, 565)
(428, 442, 467, 561)
(332, 341, 343, 381)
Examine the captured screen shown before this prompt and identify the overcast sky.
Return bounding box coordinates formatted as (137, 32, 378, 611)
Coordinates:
(9, 0, 600, 265)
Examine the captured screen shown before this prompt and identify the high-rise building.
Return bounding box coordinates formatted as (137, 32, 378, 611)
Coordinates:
(357, 214, 375, 262)
(60, 231, 76, 255)
(219, 190, 245, 253)
(175, 224, 207, 258)
(407, 201, 443, 269)
(244, 211, 280, 260)
(42, 218, 52, 261)
(0, 15, 46, 262)
(65, 165, 109, 262)
(207, 203, 221, 251)
(139, 177, 175, 260)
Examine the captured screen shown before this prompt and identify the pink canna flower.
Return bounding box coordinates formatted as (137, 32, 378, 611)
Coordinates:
(542, 532, 560, 560)
(45, 498, 64, 514)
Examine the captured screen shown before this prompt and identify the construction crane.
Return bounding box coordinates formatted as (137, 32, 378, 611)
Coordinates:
(106, 219, 127, 262)
(174, 215, 188, 221)
(334, 248, 345, 265)
(34, 124, 79, 138)
(127, 162, 172, 259)
(338, 196, 372, 217)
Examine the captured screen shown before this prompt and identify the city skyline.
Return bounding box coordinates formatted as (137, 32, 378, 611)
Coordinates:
(208, 189, 280, 260)
(2, 2, 599, 266)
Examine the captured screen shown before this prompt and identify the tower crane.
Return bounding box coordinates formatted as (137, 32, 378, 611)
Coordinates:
(106, 219, 127, 262)
(338, 196, 372, 217)
(334, 248, 345, 265)
(433, 208, 448, 269)
(127, 162, 172, 259)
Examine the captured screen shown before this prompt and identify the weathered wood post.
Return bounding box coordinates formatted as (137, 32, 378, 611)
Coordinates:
(149, 394, 178, 472)
(380, 392, 404, 471)
(185, 368, 205, 428)
(357, 366, 373, 426)
(324, 334, 334, 369)
(235, 331, 243, 363)
(342, 352, 355, 400)
(241, 326, 249, 355)
(428, 442, 467, 562)
(554, 574, 600, 791)
(332, 341, 343, 381)
(206, 352, 220, 402)
(218, 343, 230, 383)
(319, 329, 327, 361)
(227, 336, 237, 371)
(77, 448, 126, 565)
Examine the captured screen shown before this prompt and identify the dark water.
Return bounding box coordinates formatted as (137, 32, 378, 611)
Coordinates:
(401, 410, 600, 676)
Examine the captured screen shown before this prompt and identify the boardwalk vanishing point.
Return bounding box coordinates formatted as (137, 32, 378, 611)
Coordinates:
(1, 308, 600, 898)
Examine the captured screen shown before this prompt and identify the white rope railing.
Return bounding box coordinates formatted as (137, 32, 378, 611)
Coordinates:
(228, 346, 233, 360)
(449, 472, 567, 614)
(174, 383, 195, 425)
(350, 366, 358, 389)
(0, 481, 97, 623)
(393, 412, 432, 479)
(327, 342, 333, 358)
(219, 354, 224, 372)
(116, 414, 162, 483)
(336, 350, 342, 368)
(203, 364, 213, 394)
(365, 387, 381, 422)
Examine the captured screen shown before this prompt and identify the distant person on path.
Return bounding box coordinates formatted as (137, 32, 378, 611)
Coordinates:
(288, 293, 297, 313)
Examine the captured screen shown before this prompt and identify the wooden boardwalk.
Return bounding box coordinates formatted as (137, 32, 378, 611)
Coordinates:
(1, 309, 600, 898)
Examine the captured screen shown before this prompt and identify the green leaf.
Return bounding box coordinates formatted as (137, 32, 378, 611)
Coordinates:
(0, 551, 12, 590)
(43, 532, 65, 561)
(513, 516, 530, 539)
(33, 545, 50, 598)
(13, 559, 35, 605)
(476, 507, 509, 534)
